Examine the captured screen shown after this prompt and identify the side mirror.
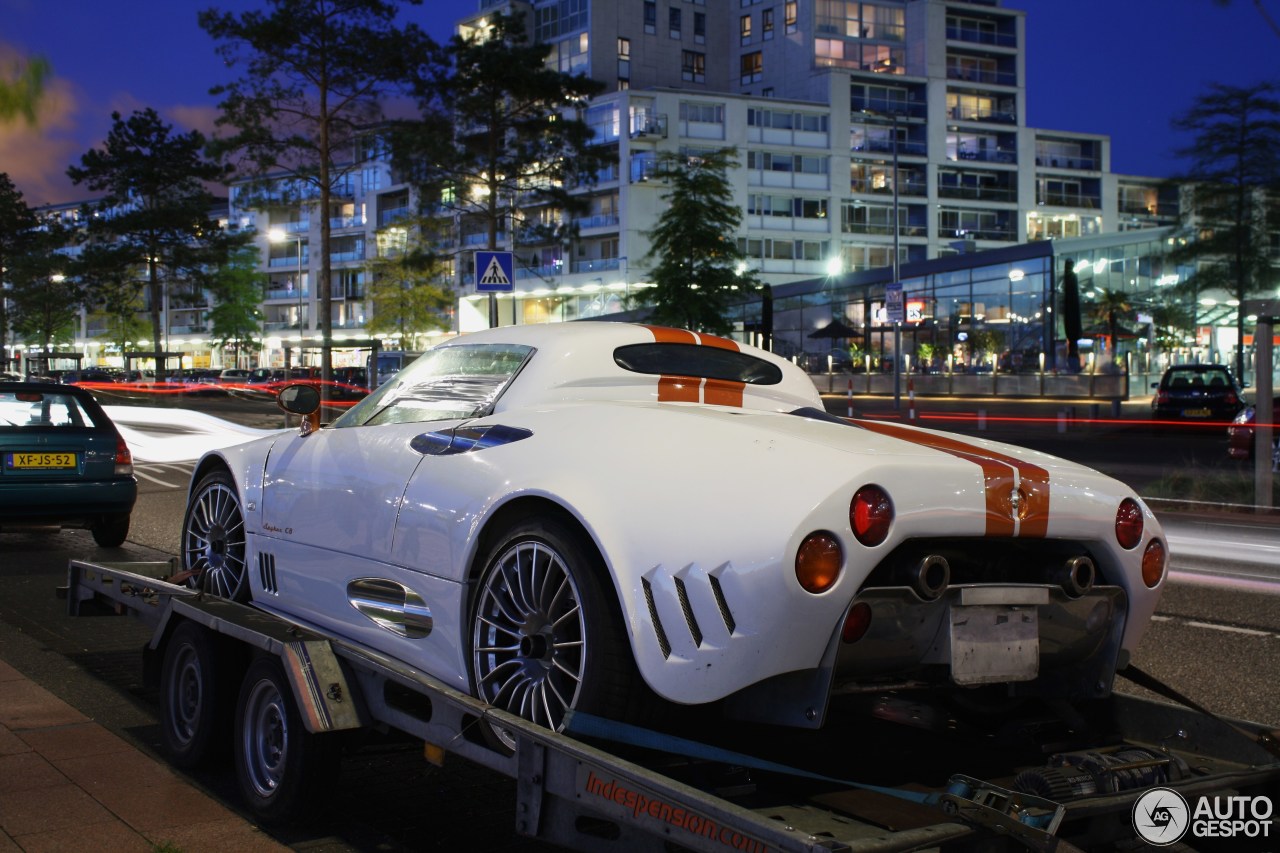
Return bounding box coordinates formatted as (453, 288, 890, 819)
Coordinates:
(277, 383, 321, 415)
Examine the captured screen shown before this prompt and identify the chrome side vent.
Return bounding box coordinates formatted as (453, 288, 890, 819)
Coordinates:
(674, 577, 703, 648)
(258, 552, 278, 594)
(347, 578, 433, 639)
(642, 578, 671, 659)
(708, 574, 736, 635)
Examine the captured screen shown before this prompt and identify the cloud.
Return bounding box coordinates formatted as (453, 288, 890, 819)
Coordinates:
(0, 65, 85, 206)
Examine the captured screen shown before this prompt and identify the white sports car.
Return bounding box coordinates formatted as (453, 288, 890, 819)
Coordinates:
(181, 321, 1167, 740)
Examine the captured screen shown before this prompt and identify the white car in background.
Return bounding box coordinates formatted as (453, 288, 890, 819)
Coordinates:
(179, 321, 1167, 743)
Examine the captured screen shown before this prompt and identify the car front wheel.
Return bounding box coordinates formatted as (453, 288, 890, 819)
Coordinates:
(470, 517, 646, 751)
(182, 469, 249, 602)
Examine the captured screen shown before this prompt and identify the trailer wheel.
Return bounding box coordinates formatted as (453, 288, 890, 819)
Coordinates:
(160, 621, 229, 768)
(470, 516, 641, 752)
(182, 469, 249, 602)
(234, 656, 337, 823)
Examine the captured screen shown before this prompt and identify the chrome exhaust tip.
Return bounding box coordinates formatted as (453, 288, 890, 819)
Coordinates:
(1057, 556, 1096, 598)
(910, 554, 950, 601)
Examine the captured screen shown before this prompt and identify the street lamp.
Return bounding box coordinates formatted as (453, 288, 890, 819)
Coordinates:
(269, 227, 305, 368)
(862, 108, 903, 411)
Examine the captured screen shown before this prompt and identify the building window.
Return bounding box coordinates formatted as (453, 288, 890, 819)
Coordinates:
(669, 6, 681, 38)
(763, 7, 775, 38)
(617, 37, 631, 84)
(679, 101, 722, 123)
(785, 1, 797, 33)
(644, 0, 656, 34)
(694, 11, 705, 43)
(681, 51, 706, 83)
(740, 50, 763, 84)
(740, 13, 752, 44)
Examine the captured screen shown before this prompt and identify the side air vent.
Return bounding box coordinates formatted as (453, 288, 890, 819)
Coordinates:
(642, 578, 672, 659)
(708, 574, 736, 635)
(411, 424, 532, 456)
(258, 552, 278, 594)
(674, 577, 703, 648)
(347, 578, 433, 639)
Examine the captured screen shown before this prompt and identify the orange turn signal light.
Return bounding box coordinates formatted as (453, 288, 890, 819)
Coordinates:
(796, 532, 842, 594)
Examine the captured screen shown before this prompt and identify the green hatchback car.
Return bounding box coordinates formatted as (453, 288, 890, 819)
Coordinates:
(0, 382, 137, 547)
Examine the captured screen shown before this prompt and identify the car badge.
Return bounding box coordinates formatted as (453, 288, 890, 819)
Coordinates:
(1006, 486, 1029, 521)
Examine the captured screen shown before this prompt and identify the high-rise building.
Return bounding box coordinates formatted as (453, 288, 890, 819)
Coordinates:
(429, 0, 1174, 333)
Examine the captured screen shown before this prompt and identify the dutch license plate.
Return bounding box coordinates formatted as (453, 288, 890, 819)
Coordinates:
(1184, 408, 1211, 417)
(5, 451, 78, 470)
(950, 604, 1039, 685)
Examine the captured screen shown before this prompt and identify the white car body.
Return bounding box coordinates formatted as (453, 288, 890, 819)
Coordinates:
(185, 322, 1166, 730)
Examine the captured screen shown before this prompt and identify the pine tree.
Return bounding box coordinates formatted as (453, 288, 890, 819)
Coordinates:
(637, 148, 759, 335)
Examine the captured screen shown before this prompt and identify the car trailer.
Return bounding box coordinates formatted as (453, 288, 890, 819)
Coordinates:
(65, 559, 1280, 852)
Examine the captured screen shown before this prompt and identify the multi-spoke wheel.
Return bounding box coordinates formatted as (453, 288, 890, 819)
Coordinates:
(234, 657, 337, 823)
(182, 469, 249, 602)
(471, 517, 639, 751)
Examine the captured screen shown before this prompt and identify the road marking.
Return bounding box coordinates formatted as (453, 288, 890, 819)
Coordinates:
(133, 462, 194, 489)
(1152, 613, 1280, 640)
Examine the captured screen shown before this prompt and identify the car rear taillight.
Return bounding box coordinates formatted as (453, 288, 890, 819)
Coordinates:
(1154, 390, 1170, 406)
(841, 602, 872, 643)
(1142, 539, 1166, 588)
(114, 435, 133, 476)
(1224, 391, 1239, 406)
(850, 485, 893, 547)
(795, 532, 842, 593)
(1115, 498, 1143, 550)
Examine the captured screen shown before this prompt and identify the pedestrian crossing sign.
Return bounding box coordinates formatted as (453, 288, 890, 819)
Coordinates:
(475, 251, 515, 293)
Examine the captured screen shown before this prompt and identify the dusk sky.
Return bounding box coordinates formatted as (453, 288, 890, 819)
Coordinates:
(2, 0, 1277, 207)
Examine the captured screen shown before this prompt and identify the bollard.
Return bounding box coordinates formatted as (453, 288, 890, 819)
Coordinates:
(1111, 398, 1121, 418)
(848, 379, 854, 419)
(908, 378, 916, 421)
(978, 409, 986, 431)
(1058, 409, 1067, 434)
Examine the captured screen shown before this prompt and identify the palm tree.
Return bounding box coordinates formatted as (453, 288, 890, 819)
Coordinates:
(1090, 288, 1133, 366)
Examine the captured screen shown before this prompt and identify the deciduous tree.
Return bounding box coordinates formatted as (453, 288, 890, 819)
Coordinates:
(201, 0, 430, 399)
(206, 243, 265, 367)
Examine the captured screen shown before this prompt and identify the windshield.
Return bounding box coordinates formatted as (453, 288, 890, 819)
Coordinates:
(331, 343, 533, 428)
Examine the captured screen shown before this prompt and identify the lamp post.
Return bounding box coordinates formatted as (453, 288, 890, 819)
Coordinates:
(269, 227, 305, 368)
(862, 108, 903, 411)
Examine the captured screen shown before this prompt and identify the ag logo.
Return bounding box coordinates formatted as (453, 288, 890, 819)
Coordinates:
(1132, 787, 1190, 845)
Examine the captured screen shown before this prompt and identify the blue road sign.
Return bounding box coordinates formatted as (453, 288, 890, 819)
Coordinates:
(475, 251, 515, 293)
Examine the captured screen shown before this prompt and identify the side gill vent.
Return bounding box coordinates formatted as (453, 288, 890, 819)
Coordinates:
(642, 578, 672, 659)
(674, 577, 703, 648)
(708, 574, 736, 635)
(258, 552, 278, 594)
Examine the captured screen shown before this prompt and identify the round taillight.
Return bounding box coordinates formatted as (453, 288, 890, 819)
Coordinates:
(850, 485, 893, 547)
(796, 532, 842, 594)
(841, 602, 872, 643)
(1115, 498, 1143, 550)
(1142, 539, 1166, 588)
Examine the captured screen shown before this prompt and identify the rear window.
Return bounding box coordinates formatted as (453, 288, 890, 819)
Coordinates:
(0, 390, 103, 430)
(1164, 368, 1233, 390)
(613, 343, 782, 385)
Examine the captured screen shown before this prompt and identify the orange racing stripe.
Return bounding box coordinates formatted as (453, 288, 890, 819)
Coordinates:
(645, 326, 747, 407)
(852, 420, 1051, 538)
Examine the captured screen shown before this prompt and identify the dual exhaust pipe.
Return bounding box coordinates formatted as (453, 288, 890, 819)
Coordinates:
(896, 554, 1097, 600)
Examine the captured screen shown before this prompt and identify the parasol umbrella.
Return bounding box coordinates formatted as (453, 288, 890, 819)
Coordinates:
(809, 319, 860, 339)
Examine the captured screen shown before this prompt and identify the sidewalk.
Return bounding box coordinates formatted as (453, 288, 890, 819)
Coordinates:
(0, 656, 287, 852)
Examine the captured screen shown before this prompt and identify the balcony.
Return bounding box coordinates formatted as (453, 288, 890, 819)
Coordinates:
(946, 66, 1017, 87)
(330, 215, 366, 230)
(1038, 192, 1101, 209)
(946, 25, 1016, 48)
(265, 287, 308, 301)
(379, 206, 412, 227)
(1036, 155, 1100, 170)
(572, 213, 620, 231)
(938, 184, 1018, 202)
(268, 255, 308, 268)
(572, 258, 621, 274)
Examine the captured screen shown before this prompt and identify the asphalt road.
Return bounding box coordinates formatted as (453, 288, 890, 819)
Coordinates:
(3, 390, 1279, 850)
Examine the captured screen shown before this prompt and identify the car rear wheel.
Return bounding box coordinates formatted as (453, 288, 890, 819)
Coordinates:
(91, 513, 130, 548)
(470, 517, 644, 751)
(182, 469, 249, 602)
